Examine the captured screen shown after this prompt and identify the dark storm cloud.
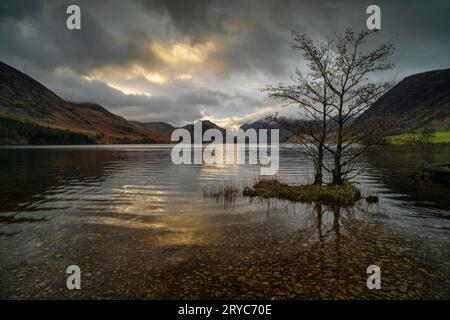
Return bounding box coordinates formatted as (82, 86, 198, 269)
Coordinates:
(180, 90, 223, 107)
(2, 0, 449, 75)
(141, 0, 226, 43)
(140, 0, 293, 75)
(0, 0, 44, 20)
(0, 1, 156, 75)
(0, 0, 449, 126)
(140, 0, 450, 77)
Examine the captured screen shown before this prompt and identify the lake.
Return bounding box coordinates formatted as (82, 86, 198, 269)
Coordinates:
(0, 144, 449, 299)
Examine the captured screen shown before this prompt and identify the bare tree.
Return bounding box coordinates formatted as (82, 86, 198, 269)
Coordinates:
(264, 35, 335, 185)
(320, 30, 395, 184)
(266, 29, 395, 185)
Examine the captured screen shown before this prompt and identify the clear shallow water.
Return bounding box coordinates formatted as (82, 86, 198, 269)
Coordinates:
(0, 145, 449, 299)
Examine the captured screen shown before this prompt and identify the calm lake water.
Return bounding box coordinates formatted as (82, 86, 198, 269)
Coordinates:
(0, 144, 449, 299)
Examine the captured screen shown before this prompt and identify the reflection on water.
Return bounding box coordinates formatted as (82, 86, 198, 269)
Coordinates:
(0, 145, 448, 299)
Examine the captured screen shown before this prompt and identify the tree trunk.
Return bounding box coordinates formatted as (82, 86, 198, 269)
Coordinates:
(332, 154, 342, 185)
(314, 96, 327, 185)
(333, 104, 344, 185)
(314, 149, 323, 185)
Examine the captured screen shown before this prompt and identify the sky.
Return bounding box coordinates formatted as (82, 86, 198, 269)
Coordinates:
(0, 0, 449, 128)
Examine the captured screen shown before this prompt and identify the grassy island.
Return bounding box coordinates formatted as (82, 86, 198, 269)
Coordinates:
(243, 179, 362, 206)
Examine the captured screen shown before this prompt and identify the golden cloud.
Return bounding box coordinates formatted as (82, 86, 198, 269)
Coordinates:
(151, 41, 217, 65)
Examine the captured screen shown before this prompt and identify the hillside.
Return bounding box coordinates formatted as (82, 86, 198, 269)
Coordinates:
(0, 116, 95, 145)
(140, 122, 174, 133)
(240, 119, 294, 143)
(0, 61, 164, 144)
(356, 68, 450, 134)
(131, 121, 174, 143)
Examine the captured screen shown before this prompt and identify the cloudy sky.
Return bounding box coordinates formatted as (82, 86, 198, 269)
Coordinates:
(0, 0, 449, 127)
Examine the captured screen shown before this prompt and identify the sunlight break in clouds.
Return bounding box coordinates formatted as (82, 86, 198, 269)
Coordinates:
(81, 40, 219, 99)
(152, 41, 217, 65)
(87, 64, 167, 87)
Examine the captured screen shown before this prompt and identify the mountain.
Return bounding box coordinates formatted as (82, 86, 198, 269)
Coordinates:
(131, 121, 174, 143)
(180, 120, 225, 142)
(138, 122, 174, 133)
(0, 61, 168, 144)
(183, 120, 225, 132)
(240, 119, 294, 143)
(356, 68, 450, 134)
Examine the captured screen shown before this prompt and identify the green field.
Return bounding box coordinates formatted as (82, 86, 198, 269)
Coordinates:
(387, 131, 450, 144)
